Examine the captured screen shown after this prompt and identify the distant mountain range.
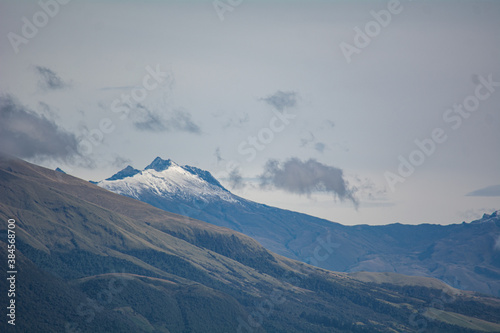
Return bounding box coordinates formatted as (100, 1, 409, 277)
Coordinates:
(2, 156, 500, 332)
(97, 157, 500, 297)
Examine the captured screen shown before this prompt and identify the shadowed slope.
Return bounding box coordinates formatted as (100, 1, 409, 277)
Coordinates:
(1, 156, 500, 332)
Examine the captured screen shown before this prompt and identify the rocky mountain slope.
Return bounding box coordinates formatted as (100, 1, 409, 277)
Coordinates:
(2, 155, 500, 332)
(97, 157, 500, 297)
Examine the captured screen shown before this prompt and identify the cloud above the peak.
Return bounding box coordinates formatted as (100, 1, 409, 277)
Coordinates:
(228, 167, 245, 190)
(35, 66, 71, 91)
(466, 185, 500, 197)
(131, 104, 201, 134)
(261, 90, 298, 111)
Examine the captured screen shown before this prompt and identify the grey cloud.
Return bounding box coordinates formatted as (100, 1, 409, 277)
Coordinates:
(0, 94, 80, 161)
(132, 104, 201, 134)
(259, 157, 357, 206)
(228, 167, 245, 190)
(35, 66, 70, 90)
(314, 142, 326, 153)
(112, 155, 132, 168)
(37, 101, 57, 120)
(261, 90, 298, 111)
(466, 185, 500, 197)
(169, 109, 201, 134)
(133, 104, 168, 132)
(299, 132, 326, 153)
(214, 147, 223, 163)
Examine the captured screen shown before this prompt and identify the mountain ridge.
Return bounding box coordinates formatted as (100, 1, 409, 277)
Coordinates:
(105, 165, 141, 181)
(97, 157, 500, 297)
(6, 156, 500, 331)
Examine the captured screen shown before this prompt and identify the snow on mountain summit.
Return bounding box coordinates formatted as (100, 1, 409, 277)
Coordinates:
(105, 165, 141, 181)
(97, 157, 237, 204)
(145, 156, 175, 172)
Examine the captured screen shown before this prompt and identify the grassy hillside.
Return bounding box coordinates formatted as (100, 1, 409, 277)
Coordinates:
(1, 156, 499, 332)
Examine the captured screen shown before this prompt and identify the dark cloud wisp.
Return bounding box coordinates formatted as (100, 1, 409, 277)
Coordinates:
(169, 109, 201, 134)
(259, 158, 358, 207)
(112, 155, 132, 168)
(35, 66, 70, 90)
(133, 104, 168, 132)
(132, 104, 201, 134)
(261, 90, 298, 111)
(228, 167, 245, 190)
(214, 147, 223, 163)
(0, 94, 80, 161)
(466, 185, 500, 197)
(314, 142, 326, 153)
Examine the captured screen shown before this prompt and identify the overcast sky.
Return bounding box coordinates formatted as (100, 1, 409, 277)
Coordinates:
(1, 0, 499, 225)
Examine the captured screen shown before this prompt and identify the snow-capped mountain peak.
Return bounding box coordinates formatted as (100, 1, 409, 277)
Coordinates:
(97, 157, 236, 204)
(145, 156, 176, 172)
(106, 165, 141, 181)
(181, 165, 226, 189)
